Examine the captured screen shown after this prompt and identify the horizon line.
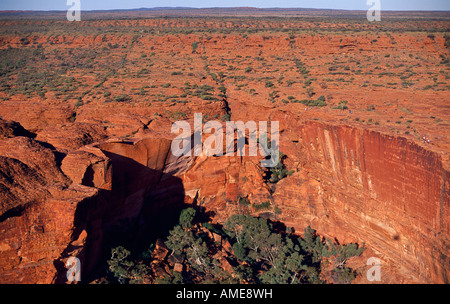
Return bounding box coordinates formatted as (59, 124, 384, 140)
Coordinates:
(1, 6, 450, 13)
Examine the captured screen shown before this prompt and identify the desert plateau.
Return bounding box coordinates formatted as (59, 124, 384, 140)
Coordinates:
(0, 7, 449, 285)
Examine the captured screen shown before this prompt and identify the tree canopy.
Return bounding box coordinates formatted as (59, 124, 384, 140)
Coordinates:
(106, 208, 364, 284)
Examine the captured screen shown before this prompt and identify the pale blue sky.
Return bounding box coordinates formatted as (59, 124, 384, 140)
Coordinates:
(0, 0, 449, 11)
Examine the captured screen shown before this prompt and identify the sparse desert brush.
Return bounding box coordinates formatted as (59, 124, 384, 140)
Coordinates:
(113, 94, 132, 102)
(191, 41, 199, 53)
(333, 100, 348, 110)
(445, 34, 450, 48)
(265, 80, 274, 88)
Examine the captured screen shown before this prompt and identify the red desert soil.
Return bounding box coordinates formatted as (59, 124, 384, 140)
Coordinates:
(0, 13, 449, 283)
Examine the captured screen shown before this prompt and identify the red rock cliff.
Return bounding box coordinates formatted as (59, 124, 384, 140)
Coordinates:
(271, 121, 449, 283)
(0, 119, 448, 283)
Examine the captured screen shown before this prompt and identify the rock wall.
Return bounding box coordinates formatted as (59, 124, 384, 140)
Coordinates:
(0, 134, 101, 283)
(0, 119, 448, 283)
(272, 121, 449, 283)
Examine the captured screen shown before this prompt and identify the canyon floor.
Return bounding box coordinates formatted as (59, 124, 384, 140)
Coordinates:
(0, 9, 449, 284)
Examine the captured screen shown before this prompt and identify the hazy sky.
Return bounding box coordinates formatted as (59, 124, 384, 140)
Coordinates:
(0, 0, 449, 11)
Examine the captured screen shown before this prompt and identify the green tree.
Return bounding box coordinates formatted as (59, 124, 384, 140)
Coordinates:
(225, 215, 282, 265)
(186, 237, 210, 273)
(224, 214, 308, 284)
(165, 224, 211, 274)
(233, 264, 254, 283)
(267, 152, 294, 183)
(155, 270, 184, 284)
(165, 225, 195, 254)
(299, 226, 330, 263)
(327, 242, 365, 269)
(107, 246, 150, 284)
(179, 207, 196, 229)
(224, 214, 271, 249)
(104, 208, 363, 285)
(252, 232, 284, 267)
(232, 242, 247, 261)
(259, 251, 306, 284)
(298, 226, 364, 284)
(191, 41, 199, 53)
(331, 267, 356, 284)
(108, 246, 132, 283)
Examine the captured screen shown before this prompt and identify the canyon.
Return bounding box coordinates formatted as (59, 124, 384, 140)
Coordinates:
(0, 12, 449, 283)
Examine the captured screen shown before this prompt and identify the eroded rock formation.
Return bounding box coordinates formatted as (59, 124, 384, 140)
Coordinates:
(272, 121, 449, 283)
(0, 115, 449, 283)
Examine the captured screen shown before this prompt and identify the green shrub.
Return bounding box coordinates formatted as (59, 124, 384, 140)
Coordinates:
(252, 201, 272, 212)
(107, 246, 151, 284)
(331, 267, 356, 284)
(268, 152, 295, 183)
(238, 196, 250, 206)
(218, 85, 227, 94)
(265, 80, 274, 88)
(179, 207, 197, 229)
(299, 99, 327, 107)
(366, 105, 375, 111)
(335, 100, 348, 110)
(191, 41, 199, 53)
(445, 34, 450, 48)
(113, 94, 132, 102)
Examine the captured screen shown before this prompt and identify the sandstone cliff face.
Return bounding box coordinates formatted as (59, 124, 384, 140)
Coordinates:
(271, 121, 449, 283)
(0, 133, 100, 283)
(1, 118, 448, 283)
(36, 123, 108, 152)
(0, 115, 448, 283)
(158, 118, 448, 283)
(0, 100, 74, 133)
(0, 132, 184, 283)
